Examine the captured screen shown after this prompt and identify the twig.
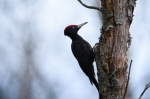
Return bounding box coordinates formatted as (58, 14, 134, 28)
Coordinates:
(78, 0, 101, 11)
(123, 60, 133, 99)
(139, 82, 150, 99)
(108, 69, 116, 79)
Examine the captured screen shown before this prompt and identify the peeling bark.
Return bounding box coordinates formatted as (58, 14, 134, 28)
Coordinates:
(93, 0, 136, 99)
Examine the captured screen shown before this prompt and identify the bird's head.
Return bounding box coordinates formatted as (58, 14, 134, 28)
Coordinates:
(64, 22, 88, 37)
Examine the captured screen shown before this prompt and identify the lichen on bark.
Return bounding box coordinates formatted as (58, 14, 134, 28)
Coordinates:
(94, 0, 136, 99)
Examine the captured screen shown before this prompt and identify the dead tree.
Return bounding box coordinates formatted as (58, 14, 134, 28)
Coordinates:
(78, 0, 136, 99)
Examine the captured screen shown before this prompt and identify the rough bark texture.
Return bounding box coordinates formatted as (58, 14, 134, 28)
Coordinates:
(93, 0, 136, 99)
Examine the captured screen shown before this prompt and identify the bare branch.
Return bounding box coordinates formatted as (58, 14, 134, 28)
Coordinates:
(78, 0, 101, 11)
(124, 60, 133, 99)
(139, 82, 150, 99)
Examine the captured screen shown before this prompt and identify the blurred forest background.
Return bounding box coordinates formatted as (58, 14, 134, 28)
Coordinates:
(0, 0, 150, 99)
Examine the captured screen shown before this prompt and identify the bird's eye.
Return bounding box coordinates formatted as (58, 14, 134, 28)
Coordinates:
(72, 26, 75, 29)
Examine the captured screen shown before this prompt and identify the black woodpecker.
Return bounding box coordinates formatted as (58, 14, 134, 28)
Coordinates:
(64, 22, 99, 92)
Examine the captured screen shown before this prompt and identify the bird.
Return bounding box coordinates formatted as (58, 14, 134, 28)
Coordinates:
(64, 22, 99, 92)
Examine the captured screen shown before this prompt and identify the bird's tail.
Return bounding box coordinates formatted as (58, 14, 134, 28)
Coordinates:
(93, 77, 99, 92)
(90, 76, 99, 92)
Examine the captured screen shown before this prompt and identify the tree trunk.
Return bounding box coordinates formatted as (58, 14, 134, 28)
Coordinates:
(94, 0, 136, 99)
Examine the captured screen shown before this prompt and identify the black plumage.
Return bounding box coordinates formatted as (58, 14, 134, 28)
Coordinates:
(64, 22, 99, 91)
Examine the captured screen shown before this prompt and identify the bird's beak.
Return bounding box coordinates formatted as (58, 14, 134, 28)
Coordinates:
(77, 22, 88, 28)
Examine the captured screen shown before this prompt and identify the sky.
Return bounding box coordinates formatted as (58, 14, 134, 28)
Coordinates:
(0, 0, 150, 99)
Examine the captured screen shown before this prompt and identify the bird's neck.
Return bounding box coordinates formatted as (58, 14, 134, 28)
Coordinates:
(70, 34, 83, 41)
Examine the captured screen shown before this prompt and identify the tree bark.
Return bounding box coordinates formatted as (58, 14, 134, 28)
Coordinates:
(93, 0, 136, 99)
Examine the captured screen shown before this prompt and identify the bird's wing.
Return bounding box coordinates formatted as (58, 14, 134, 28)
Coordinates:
(71, 41, 94, 62)
(71, 41, 95, 76)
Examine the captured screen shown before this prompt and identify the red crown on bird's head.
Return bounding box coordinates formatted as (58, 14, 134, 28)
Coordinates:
(64, 25, 76, 35)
